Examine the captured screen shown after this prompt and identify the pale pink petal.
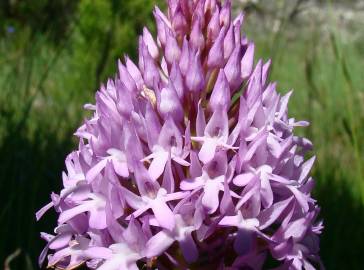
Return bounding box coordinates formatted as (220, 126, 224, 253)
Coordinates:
(129, 205, 150, 219)
(235, 175, 260, 210)
(86, 159, 108, 182)
(84, 247, 112, 260)
(260, 173, 274, 208)
(49, 232, 73, 250)
(162, 159, 175, 193)
(258, 197, 294, 230)
(219, 215, 240, 227)
(165, 191, 189, 201)
(172, 155, 190, 166)
(148, 150, 169, 180)
(36, 201, 54, 221)
(233, 172, 255, 187)
(189, 151, 202, 178)
(288, 186, 309, 213)
(180, 177, 204, 191)
(220, 178, 235, 215)
(121, 187, 145, 210)
(202, 180, 221, 214)
(89, 207, 107, 229)
(243, 130, 267, 163)
(278, 91, 293, 119)
(150, 198, 176, 231)
(198, 138, 217, 164)
(298, 156, 316, 184)
(112, 159, 129, 178)
(146, 231, 174, 258)
(58, 203, 92, 224)
(241, 42, 255, 79)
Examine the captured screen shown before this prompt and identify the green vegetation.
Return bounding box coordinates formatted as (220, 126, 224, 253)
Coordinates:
(0, 0, 362, 269)
(245, 5, 364, 268)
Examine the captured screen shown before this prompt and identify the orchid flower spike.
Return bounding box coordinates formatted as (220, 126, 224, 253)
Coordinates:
(37, 0, 323, 269)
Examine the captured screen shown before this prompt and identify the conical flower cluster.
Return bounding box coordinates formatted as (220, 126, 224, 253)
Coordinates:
(37, 0, 323, 269)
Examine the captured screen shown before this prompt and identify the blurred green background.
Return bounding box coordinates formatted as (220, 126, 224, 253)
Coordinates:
(0, 0, 363, 269)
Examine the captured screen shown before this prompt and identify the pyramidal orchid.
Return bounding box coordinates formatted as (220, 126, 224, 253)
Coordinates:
(37, 0, 323, 269)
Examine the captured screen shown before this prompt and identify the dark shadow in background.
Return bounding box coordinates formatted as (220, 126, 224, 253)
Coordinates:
(0, 2, 80, 267)
(315, 170, 364, 270)
(0, 0, 79, 43)
(0, 120, 74, 269)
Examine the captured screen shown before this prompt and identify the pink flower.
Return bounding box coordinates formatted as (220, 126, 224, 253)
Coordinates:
(37, 0, 323, 269)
